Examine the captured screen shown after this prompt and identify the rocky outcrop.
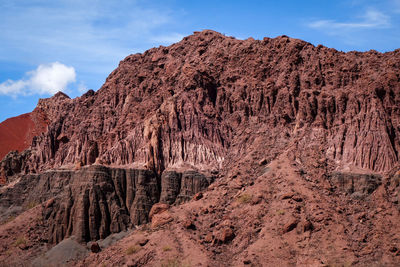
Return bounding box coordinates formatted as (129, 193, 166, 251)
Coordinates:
(0, 150, 31, 183)
(160, 170, 214, 204)
(1, 30, 400, 266)
(328, 172, 382, 197)
(0, 110, 46, 166)
(0, 92, 70, 163)
(2, 31, 399, 183)
(0, 165, 212, 243)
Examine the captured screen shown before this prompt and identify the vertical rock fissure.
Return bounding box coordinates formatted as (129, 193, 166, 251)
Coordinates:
(83, 188, 91, 242)
(38, 166, 213, 244)
(386, 123, 399, 161)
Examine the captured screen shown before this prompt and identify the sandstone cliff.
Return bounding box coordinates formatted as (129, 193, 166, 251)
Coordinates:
(0, 92, 71, 183)
(0, 30, 400, 266)
(2, 31, 399, 181)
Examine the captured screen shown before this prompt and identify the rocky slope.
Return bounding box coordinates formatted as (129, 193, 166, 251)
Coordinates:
(0, 111, 47, 184)
(2, 31, 400, 177)
(0, 92, 70, 184)
(0, 30, 400, 266)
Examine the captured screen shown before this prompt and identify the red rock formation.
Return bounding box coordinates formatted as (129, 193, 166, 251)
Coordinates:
(0, 92, 71, 183)
(1, 30, 398, 181)
(0, 108, 48, 185)
(1, 30, 400, 266)
(0, 109, 48, 162)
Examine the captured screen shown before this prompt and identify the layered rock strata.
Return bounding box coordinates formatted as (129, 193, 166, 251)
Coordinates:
(0, 30, 400, 257)
(1, 30, 399, 184)
(0, 165, 212, 243)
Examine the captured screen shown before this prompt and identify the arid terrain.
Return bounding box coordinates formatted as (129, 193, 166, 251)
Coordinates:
(0, 30, 399, 266)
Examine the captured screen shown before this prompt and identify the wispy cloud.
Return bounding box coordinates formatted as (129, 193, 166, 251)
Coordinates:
(393, 0, 400, 12)
(308, 9, 390, 30)
(77, 82, 88, 94)
(0, 62, 76, 96)
(150, 33, 185, 44)
(0, 0, 184, 95)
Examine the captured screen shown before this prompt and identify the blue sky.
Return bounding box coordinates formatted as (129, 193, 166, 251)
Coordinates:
(1, 0, 400, 122)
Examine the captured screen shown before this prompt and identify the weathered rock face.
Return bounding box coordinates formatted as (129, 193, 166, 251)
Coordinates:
(2, 31, 399, 182)
(0, 165, 212, 243)
(0, 92, 69, 163)
(1, 30, 400, 266)
(43, 166, 153, 243)
(0, 111, 46, 164)
(0, 150, 31, 183)
(329, 172, 382, 197)
(0, 92, 72, 184)
(160, 170, 214, 204)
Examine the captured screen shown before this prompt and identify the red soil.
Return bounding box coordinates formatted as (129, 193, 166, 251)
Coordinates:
(0, 109, 49, 161)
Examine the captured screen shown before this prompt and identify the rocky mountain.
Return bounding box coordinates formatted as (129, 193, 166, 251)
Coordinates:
(0, 92, 69, 184)
(0, 105, 50, 179)
(0, 30, 399, 266)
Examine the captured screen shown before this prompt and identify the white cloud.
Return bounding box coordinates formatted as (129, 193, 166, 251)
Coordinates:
(0, 1, 184, 95)
(309, 9, 390, 30)
(0, 1, 182, 66)
(0, 62, 76, 96)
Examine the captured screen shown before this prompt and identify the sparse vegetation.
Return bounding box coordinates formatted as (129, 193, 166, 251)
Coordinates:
(326, 261, 352, 267)
(1, 215, 16, 225)
(276, 209, 285, 215)
(14, 236, 27, 247)
(25, 201, 38, 210)
(236, 193, 252, 204)
(125, 245, 141, 255)
(162, 245, 172, 252)
(161, 258, 190, 267)
(392, 173, 400, 187)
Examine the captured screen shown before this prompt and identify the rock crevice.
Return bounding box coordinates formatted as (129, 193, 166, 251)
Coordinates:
(0, 165, 212, 243)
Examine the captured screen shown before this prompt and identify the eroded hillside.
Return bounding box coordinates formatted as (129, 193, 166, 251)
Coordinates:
(0, 30, 400, 266)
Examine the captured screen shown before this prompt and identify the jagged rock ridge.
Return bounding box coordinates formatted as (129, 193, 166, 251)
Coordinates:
(1, 30, 399, 180)
(0, 30, 400, 266)
(0, 92, 70, 183)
